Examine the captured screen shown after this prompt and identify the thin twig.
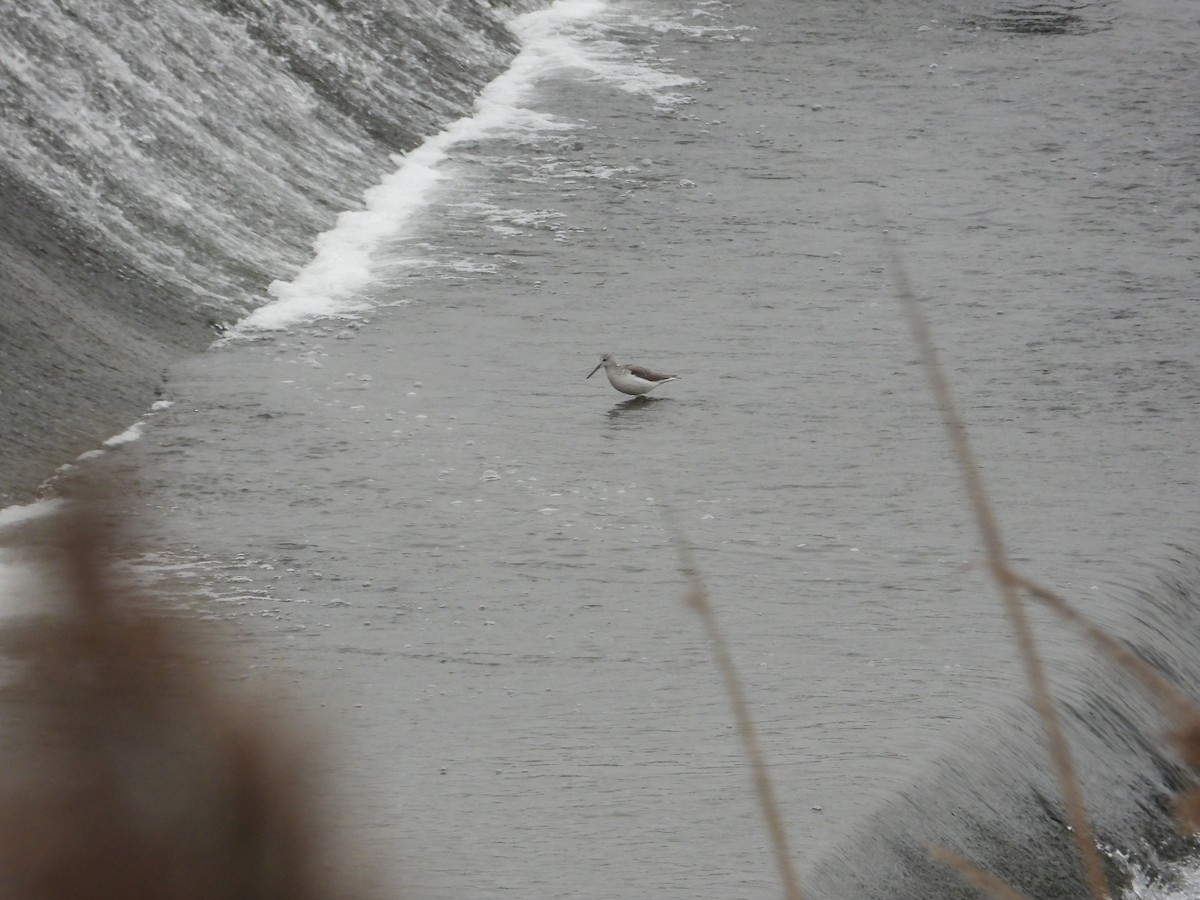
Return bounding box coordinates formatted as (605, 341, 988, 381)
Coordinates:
(928, 846, 1036, 900)
(670, 521, 805, 900)
(1002, 567, 1200, 727)
(889, 239, 1111, 900)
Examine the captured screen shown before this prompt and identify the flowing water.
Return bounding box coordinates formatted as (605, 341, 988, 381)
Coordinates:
(2, 0, 1200, 897)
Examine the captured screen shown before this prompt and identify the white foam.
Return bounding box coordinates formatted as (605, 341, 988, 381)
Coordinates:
(0, 498, 63, 533)
(1120, 853, 1200, 899)
(231, 0, 696, 335)
(102, 421, 144, 447)
(0, 415, 153, 609)
(0, 499, 64, 620)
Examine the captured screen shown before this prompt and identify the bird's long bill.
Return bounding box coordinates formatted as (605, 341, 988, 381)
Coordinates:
(586, 361, 604, 379)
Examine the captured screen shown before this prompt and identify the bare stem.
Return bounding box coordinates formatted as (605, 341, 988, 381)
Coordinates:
(928, 846, 1036, 900)
(889, 240, 1110, 900)
(671, 523, 805, 900)
(1003, 567, 1200, 728)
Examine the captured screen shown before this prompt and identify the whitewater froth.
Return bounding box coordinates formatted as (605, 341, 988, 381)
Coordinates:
(234, 0, 697, 335)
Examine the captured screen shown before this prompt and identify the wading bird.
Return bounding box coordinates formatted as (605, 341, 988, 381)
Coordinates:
(586, 353, 679, 396)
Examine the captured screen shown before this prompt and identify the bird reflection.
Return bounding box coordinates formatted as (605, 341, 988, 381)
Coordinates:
(606, 395, 668, 419)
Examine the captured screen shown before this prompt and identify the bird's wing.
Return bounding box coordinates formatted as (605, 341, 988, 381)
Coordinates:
(625, 364, 676, 382)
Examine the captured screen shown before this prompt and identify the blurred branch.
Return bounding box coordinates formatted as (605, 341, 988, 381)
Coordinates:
(670, 519, 805, 900)
(888, 237, 1110, 900)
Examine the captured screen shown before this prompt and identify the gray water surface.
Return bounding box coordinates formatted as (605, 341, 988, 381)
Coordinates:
(93, 0, 1199, 896)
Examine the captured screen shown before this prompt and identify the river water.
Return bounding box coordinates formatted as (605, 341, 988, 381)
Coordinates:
(5, 0, 1200, 897)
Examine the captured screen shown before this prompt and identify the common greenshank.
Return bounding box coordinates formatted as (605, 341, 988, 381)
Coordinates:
(586, 353, 679, 396)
